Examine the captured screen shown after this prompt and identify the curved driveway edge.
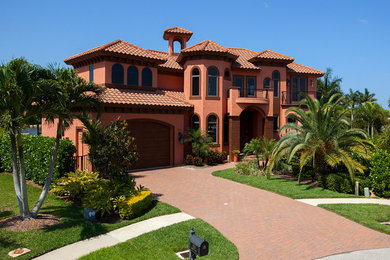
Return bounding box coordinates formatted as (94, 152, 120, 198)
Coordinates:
(132, 163, 390, 260)
(297, 198, 390, 207)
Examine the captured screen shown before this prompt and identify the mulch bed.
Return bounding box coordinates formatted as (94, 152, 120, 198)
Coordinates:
(0, 214, 61, 231)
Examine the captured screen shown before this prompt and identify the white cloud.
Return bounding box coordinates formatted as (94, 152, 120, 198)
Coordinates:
(359, 19, 368, 24)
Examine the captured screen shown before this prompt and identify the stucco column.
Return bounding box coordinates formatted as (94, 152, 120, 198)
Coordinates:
(229, 116, 240, 161)
(264, 116, 274, 140)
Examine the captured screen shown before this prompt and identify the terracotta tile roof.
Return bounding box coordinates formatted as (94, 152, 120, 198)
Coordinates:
(102, 88, 192, 108)
(162, 90, 187, 102)
(163, 27, 193, 35)
(147, 50, 183, 71)
(249, 49, 294, 63)
(64, 40, 165, 65)
(178, 40, 238, 62)
(227, 47, 261, 70)
(287, 62, 325, 76)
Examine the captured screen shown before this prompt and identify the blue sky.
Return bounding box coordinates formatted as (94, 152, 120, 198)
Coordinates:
(1, 0, 389, 107)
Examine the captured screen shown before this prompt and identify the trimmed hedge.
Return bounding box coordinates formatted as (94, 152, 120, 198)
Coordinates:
(0, 135, 76, 185)
(369, 150, 390, 198)
(115, 190, 153, 220)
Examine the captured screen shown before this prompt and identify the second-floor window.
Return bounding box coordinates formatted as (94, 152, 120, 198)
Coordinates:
(264, 78, 271, 89)
(112, 63, 124, 84)
(89, 65, 94, 82)
(233, 76, 244, 97)
(247, 77, 256, 96)
(191, 68, 200, 96)
(142, 67, 152, 87)
(127, 66, 138, 86)
(207, 67, 218, 97)
(291, 76, 307, 102)
(272, 70, 280, 98)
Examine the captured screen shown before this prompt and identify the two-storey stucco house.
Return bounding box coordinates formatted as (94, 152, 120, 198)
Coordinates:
(42, 27, 324, 170)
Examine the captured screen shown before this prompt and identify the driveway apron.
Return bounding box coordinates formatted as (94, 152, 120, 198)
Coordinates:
(132, 164, 390, 260)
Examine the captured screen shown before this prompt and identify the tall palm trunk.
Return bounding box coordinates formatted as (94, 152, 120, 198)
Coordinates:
(31, 119, 63, 217)
(17, 132, 30, 218)
(10, 133, 23, 217)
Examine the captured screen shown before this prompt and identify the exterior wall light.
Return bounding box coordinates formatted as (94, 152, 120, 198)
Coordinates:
(311, 80, 314, 88)
(178, 132, 184, 144)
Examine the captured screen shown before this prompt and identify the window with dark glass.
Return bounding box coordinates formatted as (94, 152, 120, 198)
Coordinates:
(142, 67, 152, 87)
(223, 114, 229, 144)
(247, 77, 256, 96)
(233, 76, 244, 97)
(191, 68, 200, 96)
(112, 63, 124, 84)
(273, 114, 278, 131)
(224, 69, 231, 80)
(264, 78, 271, 89)
(89, 65, 94, 82)
(291, 76, 307, 102)
(191, 114, 200, 130)
(207, 67, 218, 96)
(272, 70, 280, 97)
(207, 115, 218, 143)
(127, 66, 138, 86)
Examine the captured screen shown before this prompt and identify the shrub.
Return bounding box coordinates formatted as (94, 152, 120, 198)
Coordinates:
(83, 119, 138, 179)
(193, 156, 203, 166)
(235, 160, 263, 176)
(51, 169, 100, 201)
(369, 150, 390, 198)
(319, 172, 353, 194)
(185, 154, 194, 165)
(114, 190, 153, 220)
(0, 135, 76, 185)
(82, 178, 113, 217)
(185, 128, 212, 158)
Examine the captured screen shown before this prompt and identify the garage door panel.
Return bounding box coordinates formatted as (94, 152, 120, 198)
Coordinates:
(127, 121, 171, 170)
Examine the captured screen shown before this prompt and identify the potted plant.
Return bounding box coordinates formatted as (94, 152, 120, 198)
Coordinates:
(232, 150, 240, 163)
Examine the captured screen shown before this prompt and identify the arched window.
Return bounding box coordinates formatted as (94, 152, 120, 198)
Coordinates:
(127, 66, 138, 86)
(173, 39, 183, 53)
(272, 70, 280, 98)
(224, 69, 231, 80)
(207, 115, 218, 143)
(223, 114, 229, 144)
(191, 114, 200, 130)
(264, 78, 271, 89)
(191, 68, 200, 96)
(142, 67, 153, 87)
(112, 63, 124, 84)
(207, 67, 219, 97)
(247, 77, 256, 96)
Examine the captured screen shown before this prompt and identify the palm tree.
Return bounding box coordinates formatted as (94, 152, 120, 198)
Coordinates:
(267, 94, 373, 183)
(185, 128, 212, 158)
(345, 88, 362, 125)
(243, 137, 276, 169)
(30, 66, 103, 217)
(316, 68, 343, 100)
(360, 88, 377, 103)
(354, 102, 388, 139)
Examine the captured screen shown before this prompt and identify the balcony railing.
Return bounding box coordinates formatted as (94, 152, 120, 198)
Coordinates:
(282, 91, 320, 105)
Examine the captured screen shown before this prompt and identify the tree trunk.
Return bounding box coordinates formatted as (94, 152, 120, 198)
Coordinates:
(30, 119, 63, 218)
(16, 132, 30, 219)
(10, 133, 23, 217)
(350, 106, 354, 128)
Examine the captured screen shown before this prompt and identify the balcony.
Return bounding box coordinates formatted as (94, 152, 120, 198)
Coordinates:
(281, 91, 319, 106)
(235, 88, 269, 105)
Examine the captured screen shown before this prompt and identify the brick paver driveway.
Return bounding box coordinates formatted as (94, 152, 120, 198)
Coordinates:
(132, 164, 390, 259)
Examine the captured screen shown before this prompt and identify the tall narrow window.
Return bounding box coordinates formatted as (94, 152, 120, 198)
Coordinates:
(112, 63, 124, 84)
(223, 114, 229, 144)
(272, 70, 280, 97)
(89, 65, 94, 82)
(224, 69, 231, 80)
(127, 66, 138, 86)
(142, 67, 152, 87)
(273, 114, 278, 131)
(191, 114, 200, 130)
(207, 115, 218, 143)
(247, 77, 256, 96)
(191, 68, 200, 96)
(291, 76, 307, 102)
(233, 76, 244, 97)
(207, 67, 218, 97)
(264, 78, 271, 89)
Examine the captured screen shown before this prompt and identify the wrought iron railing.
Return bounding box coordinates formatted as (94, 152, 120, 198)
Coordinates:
(282, 91, 319, 105)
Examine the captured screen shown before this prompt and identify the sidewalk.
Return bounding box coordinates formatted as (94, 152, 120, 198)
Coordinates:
(297, 198, 390, 207)
(34, 212, 194, 260)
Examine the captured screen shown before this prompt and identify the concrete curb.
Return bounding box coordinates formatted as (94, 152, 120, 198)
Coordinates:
(297, 198, 390, 207)
(316, 247, 390, 259)
(34, 212, 194, 260)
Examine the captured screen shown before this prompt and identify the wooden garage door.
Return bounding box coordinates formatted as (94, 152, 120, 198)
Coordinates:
(127, 120, 171, 170)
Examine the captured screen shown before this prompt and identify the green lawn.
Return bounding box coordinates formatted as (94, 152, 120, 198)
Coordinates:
(80, 218, 238, 260)
(319, 204, 390, 235)
(0, 174, 180, 259)
(212, 168, 357, 199)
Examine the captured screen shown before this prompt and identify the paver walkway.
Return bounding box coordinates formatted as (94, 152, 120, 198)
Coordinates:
(298, 198, 390, 206)
(34, 213, 194, 260)
(132, 163, 390, 260)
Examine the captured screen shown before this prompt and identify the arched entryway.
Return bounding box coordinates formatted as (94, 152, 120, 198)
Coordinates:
(240, 107, 265, 150)
(126, 119, 173, 170)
